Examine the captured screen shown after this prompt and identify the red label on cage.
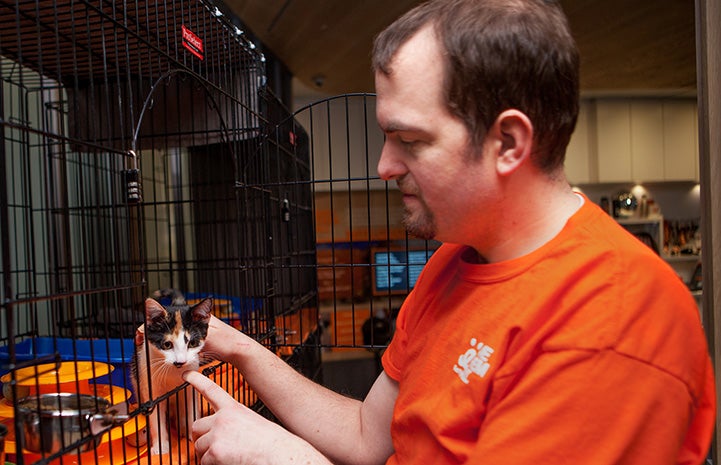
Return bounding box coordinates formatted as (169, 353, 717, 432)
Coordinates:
(182, 25, 204, 60)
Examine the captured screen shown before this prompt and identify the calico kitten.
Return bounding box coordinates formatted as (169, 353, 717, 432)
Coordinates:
(133, 290, 213, 455)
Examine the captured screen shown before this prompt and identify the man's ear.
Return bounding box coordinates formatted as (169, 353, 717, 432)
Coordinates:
(492, 109, 534, 176)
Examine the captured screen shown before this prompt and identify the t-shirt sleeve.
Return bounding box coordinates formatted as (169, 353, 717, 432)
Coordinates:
(380, 244, 453, 382)
(381, 292, 415, 382)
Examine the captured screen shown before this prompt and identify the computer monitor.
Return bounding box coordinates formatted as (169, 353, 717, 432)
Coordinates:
(371, 246, 436, 296)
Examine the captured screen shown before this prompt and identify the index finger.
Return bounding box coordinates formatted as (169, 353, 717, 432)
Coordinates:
(183, 370, 238, 411)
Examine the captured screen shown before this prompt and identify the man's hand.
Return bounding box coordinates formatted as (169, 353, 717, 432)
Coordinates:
(183, 370, 333, 465)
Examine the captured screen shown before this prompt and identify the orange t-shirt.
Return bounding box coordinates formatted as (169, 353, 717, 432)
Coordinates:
(382, 198, 715, 465)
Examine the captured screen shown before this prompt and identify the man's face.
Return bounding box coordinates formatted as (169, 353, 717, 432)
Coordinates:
(375, 26, 496, 244)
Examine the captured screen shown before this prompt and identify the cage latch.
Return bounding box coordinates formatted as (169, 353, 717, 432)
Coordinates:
(89, 401, 131, 436)
(125, 150, 142, 204)
(281, 198, 291, 222)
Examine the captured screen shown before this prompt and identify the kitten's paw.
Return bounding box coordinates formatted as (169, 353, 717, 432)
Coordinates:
(150, 441, 170, 455)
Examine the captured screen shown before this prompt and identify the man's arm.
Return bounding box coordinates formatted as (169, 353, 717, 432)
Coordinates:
(197, 316, 397, 465)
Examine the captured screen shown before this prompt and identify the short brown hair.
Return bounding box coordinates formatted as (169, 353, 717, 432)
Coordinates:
(372, 0, 579, 173)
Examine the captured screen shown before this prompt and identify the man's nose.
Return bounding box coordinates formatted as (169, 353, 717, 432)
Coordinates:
(377, 143, 406, 181)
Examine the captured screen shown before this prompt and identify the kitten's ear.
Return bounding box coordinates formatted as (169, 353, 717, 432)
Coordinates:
(192, 297, 213, 323)
(145, 298, 167, 325)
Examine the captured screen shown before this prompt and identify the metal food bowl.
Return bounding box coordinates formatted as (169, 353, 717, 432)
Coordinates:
(16, 393, 111, 453)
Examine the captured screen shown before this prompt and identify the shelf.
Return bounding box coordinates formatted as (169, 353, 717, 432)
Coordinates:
(616, 216, 663, 225)
(663, 254, 700, 263)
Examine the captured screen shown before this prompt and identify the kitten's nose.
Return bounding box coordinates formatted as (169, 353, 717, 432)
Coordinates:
(174, 361, 185, 368)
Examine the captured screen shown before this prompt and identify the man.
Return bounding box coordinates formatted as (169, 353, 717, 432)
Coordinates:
(184, 0, 716, 463)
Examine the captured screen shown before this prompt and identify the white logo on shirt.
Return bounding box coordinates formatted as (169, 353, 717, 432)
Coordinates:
(453, 338, 495, 384)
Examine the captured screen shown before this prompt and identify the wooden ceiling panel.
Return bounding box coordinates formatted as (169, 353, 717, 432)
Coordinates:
(222, 0, 423, 94)
(223, 0, 697, 96)
(562, 0, 696, 94)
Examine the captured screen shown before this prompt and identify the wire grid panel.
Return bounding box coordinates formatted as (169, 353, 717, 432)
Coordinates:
(285, 94, 439, 357)
(0, 0, 316, 464)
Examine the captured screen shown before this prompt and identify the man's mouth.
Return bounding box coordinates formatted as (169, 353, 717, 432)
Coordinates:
(397, 178, 417, 198)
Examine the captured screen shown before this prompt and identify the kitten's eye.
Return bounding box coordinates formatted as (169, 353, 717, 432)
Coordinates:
(161, 341, 173, 350)
(188, 339, 200, 348)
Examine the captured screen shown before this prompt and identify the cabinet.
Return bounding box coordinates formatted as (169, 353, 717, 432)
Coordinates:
(630, 101, 664, 181)
(594, 98, 698, 183)
(662, 100, 698, 181)
(565, 100, 595, 184)
(596, 100, 632, 182)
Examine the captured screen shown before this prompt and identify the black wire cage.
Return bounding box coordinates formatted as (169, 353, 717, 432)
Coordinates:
(0, 1, 434, 464)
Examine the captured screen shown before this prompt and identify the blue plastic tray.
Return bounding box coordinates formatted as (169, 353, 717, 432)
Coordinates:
(0, 337, 135, 392)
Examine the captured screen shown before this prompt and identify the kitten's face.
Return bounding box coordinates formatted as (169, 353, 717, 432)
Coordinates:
(144, 297, 213, 368)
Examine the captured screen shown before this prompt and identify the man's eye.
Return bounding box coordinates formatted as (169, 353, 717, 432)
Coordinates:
(161, 341, 173, 350)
